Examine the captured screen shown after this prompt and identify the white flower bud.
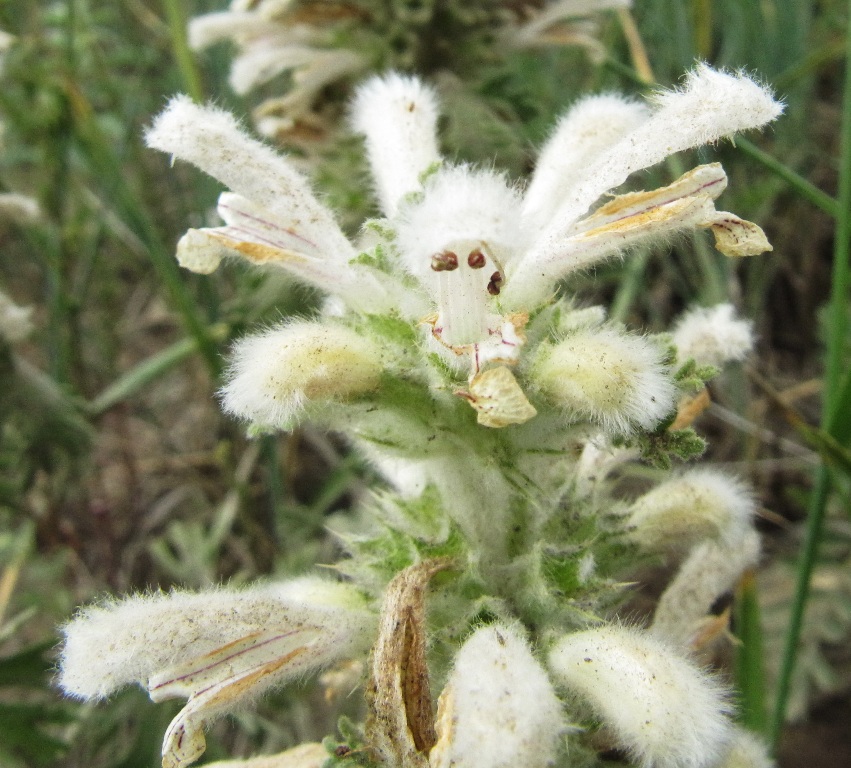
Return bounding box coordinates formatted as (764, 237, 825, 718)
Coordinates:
(672, 304, 754, 367)
(627, 469, 755, 552)
(431, 625, 563, 768)
(532, 327, 676, 434)
(716, 728, 775, 768)
(220, 321, 384, 428)
(549, 625, 733, 768)
(351, 73, 442, 217)
(652, 531, 760, 648)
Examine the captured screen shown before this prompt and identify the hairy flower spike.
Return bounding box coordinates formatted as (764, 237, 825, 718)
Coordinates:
(549, 626, 733, 768)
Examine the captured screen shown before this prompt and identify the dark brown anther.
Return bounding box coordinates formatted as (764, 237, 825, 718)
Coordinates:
(487, 270, 503, 295)
(430, 251, 459, 272)
(467, 249, 486, 269)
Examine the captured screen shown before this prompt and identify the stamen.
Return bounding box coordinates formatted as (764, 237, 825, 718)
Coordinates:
(487, 271, 503, 296)
(431, 251, 459, 272)
(467, 249, 486, 269)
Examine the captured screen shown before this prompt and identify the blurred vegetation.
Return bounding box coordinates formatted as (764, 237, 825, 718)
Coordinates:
(0, 0, 849, 766)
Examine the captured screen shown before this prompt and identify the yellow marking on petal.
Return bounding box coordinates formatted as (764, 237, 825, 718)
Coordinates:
(578, 196, 705, 239)
(706, 214, 772, 257)
(223, 238, 312, 266)
(465, 366, 537, 428)
(161, 647, 311, 768)
(586, 164, 726, 222)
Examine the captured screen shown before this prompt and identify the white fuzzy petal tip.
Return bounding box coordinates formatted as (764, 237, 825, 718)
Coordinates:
(672, 304, 754, 367)
(549, 625, 733, 768)
(352, 72, 441, 217)
(628, 469, 755, 551)
(651, 64, 784, 144)
(532, 327, 677, 434)
(220, 321, 384, 428)
(431, 624, 563, 768)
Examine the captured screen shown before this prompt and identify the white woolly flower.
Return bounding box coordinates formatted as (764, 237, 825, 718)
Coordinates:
(627, 469, 755, 551)
(59, 578, 376, 768)
(148, 65, 780, 432)
(220, 321, 385, 428)
(672, 303, 754, 367)
(549, 625, 733, 768)
(188, 2, 365, 134)
(431, 624, 564, 768)
(651, 531, 761, 648)
(531, 326, 677, 434)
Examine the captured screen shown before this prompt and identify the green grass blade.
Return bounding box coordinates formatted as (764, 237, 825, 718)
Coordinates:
(735, 137, 839, 218)
(161, 0, 204, 102)
(769, 0, 851, 746)
(735, 570, 768, 734)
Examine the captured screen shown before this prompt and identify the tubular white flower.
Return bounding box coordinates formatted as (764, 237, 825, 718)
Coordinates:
(532, 326, 676, 434)
(522, 93, 649, 228)
(352, 73, 442, 217)
(220, 321, 385, 428)
(651, 531, 761, 648)
(396, 166, 524, 347)
(672, 303, 754, 367)
(146, 97, 395, 311)
(431, 624, 563, 768)
(59, 579, 376, 768)
(506, 66, 783, 309)
(549, 625, 733, 768)
(627, 469, 755, 552)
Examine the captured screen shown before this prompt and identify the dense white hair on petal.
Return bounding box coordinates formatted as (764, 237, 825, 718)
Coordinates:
(672, 303, 754, 367)
(145, 96, 351, 257)
(395, 165, 524, 281)
(523, 93, 649, 228)
(530, 66, 783, 248)
(651, 531, 761, 648)
(531, 327, 676, 434)
(431, 624, 564, 768)
(627, 468, 755, 552)
(351, 72, 442, 218)
(58, 579, 373, 701)
(549, 625, 733, 768)
(220, 321, 384, 428)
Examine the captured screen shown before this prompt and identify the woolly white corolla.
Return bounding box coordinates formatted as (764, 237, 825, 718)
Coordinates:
(146, 67, 780, 434)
